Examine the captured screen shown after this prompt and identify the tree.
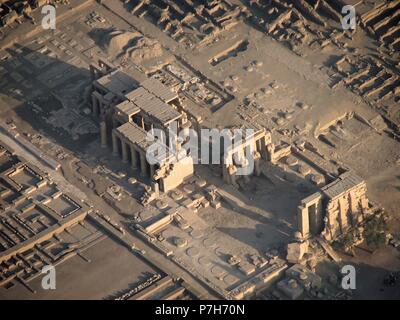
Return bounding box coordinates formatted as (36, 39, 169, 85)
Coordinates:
(364, 211, 389, 250)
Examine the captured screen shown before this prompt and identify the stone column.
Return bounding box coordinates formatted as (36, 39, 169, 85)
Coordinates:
(222, 165, 230, 183)
(228, 165, 239, 188)
(150, 164, 155, 180)
(140, 153, 148, 176)
(222, 152, 233, 183)
(267, 143, 275, 162)
(254, 151, 261, 176)
(112, 131, 119, 156)
(92, 95, 99, 117)
(259, 136, 268, 159)
(100, 121, 107, 148)
(316, 200, 323, 232)
(130, 146, 138, 169)
(121, 141, 128, 163)
(298, 205, 310, 238)
(256, 139, 262, 153)
(151, 182, 159, 194)
(242, 146, 251, 168)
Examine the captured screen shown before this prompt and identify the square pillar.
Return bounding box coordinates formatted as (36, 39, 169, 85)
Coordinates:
(130, 146, 138, 169)
(338, 197, 349, 232)
(100, 121, 107, 148)
(121, 141, 128, 163)
(254, 151, 261, 176)
(298, 205, 310, 238)
(267, 143, 275, 163)
(140, 152, 148, 177)
(222, 152, 233, 183)
(92, 95, 99, 117)
(256, 139, 262, 153)
(222, 164, 230, 183)
(112, 131, 119, 156)
(259, 136, 268, 159)
(228, 165, 239, 188)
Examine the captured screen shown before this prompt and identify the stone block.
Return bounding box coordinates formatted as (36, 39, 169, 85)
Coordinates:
(286, 241, 308, 264)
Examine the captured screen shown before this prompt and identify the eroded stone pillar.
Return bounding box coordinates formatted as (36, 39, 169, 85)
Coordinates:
(222, 165, 230, 183)
(325, 201, 339, 239)
(222, 152, 233, 184)
(150, 164, 155, 180)
(112, 131, 119, 156)
(254, 151, 261, 176)
(267, 143, 275, 163)
(100, 121, 107, 148)
(130, 146, 138, 169)
(298, 205, 310, 239)
(259, 136, 268, 159)
(121, 141, 128, 163)
(233, 150, 244, 167)
(92, 95, 99, 117)
(140, 152, 148, 176)
(256, 139, 262, 153)
(228, 164, 239, 188)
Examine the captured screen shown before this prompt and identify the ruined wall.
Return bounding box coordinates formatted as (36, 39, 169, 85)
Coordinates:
(160, 157, 194, 192)
(298, 173, 371, 242)
(321, 181, 370, 241)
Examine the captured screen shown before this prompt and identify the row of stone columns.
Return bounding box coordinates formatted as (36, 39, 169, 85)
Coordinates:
(230, 135, 267, 163)
(222, 153, 261, 184)
(92, 91, 108, 118)
(111, 130, 155, 178)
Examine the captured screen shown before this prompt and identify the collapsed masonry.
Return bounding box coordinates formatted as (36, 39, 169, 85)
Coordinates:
(298, 171, 371, 242)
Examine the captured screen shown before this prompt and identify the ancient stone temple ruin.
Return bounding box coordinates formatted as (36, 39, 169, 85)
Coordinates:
(298, 171, 371, 241)
(90, 59, 194, 192)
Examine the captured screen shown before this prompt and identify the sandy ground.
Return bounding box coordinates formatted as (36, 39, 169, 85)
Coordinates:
(0, 0, 399, 299)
